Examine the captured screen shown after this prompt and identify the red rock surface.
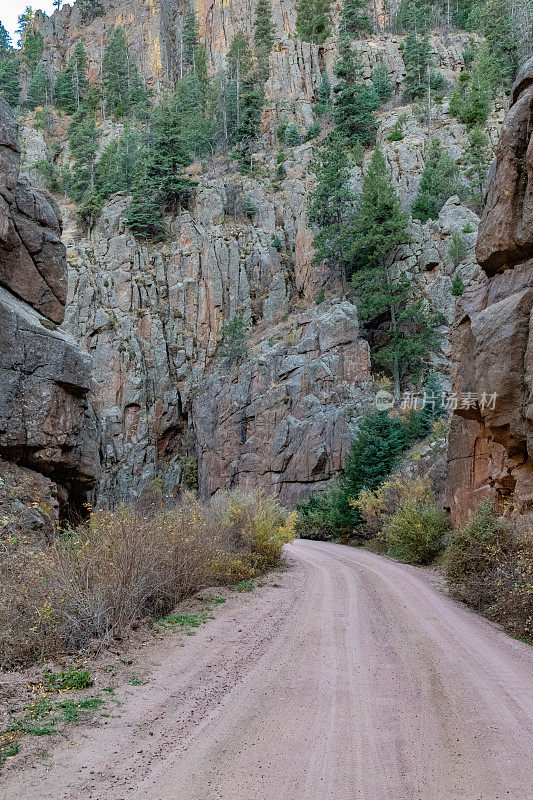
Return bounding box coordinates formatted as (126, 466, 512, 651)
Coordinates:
(447, 59, 533, 526)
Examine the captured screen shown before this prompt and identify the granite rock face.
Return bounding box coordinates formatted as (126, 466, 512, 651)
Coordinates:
(446, 59, 533, 526)
(193, 301, 372, 504)
(0, 98, 99, 520)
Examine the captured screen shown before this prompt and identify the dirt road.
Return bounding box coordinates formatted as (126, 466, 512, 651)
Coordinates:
(3, 540, 532, 800)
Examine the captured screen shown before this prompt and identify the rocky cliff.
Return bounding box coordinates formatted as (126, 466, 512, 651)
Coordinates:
(0, 98, 99, 525)
(11, 0, 509, 507)
(446, 59, 533, 526)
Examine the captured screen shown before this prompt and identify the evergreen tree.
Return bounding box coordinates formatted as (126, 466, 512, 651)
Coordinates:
(412, 139, 464, 223)
(449, 47, 492, 128)
(0, 59, 20, 107)
(345, 146, 408, 277)
(295, 0, 332, 44)
(348, 147, 440, 394)
(22, 29, 43, 74)
(145, 90, 197, 206)
(402, 32, 431, 100)
(308, 131, 354, 268)
(226, 32, 263, 168)
(479, 0, 518, 86)
(16, 7, 34, 45)
(26, 61, 51, 108)
(397, 0, 435, 32)
(340, 0, 372, 37)
(254, 0, 274, 82)
(78, 0, 104, 24)
(452, 273, 465, 296)
(126, 192, 166, 240)
(371, 62, 394, 104)
(102, 26, 146, 117)
(418, 371, 446, 433)
(95, 125, 146, 199)
(182, 10, 199, 70)
(284, 121, 301, 145)
(464, 126, 491, 212)
(0, 21, 11, 58)
(66, 107, 99, 203)
(316, 70, 331, 115)
(333, 43, 379, 146)
(219, 313, 248, 361)
(54, 41, 88, 113)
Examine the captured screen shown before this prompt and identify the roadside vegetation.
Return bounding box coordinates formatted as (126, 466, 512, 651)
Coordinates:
(0, 489, 295, 669)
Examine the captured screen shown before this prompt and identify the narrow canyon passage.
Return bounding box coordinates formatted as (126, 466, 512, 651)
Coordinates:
(4, 541, 532, 800)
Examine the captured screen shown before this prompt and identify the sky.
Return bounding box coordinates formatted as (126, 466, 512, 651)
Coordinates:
(2, 0, 61, 45)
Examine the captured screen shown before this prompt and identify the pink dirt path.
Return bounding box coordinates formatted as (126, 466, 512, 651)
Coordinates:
(3, 540, 532, 800)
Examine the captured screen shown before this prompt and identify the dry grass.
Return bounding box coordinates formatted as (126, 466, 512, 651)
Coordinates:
(0, 490, 295, 669)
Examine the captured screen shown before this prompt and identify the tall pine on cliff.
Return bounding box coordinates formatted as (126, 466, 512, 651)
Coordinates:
(226, 32, 263, 169)
(102, 26, 146, 117)
(402, 31, 431, 100)
(182, 10, 199, 71)
(54, 42, 88, 113)
(308, 132, 354, 269)
(0, 21, 20, 107)
(295, 0, 332, 44)
(333, 40, 379, 147)
(26, 61, 51, 108)
(340, 0, 372, 37)
(254, 0, 274, 82)
(412, 139, 464, 222)
(22, 29, 43, 74)
(347, 146, 440, 396)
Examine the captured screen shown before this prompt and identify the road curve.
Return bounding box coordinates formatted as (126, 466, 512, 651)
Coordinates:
(3, 540, 532, 800)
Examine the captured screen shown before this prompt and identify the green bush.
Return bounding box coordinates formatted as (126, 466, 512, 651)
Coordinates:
(380, 499, 449, 564)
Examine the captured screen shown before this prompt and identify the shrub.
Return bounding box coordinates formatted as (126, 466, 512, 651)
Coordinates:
(354, 474, 435, 539)
(380, 499, 449, 564)
(452, 273, 465, 296)
(0, 491, 294, 668)
(387, 119, 404, 142)
(445, 502, 532, 639)
(219, 313, 248, 361)
(448, 232, 468, 266)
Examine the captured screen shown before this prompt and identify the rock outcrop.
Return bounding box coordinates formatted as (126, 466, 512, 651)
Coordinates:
(446, 59, 533, 526)
(0, 98, 99, 521)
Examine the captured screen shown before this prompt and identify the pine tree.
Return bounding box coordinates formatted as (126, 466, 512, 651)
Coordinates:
(16, 7, 34, 45)
(345, 146, 408, 277)
(449, 46, 492, 128)
(102, 26, 146, 117)
(219, 313, 248, 361)
(226, 32, 263, 168)
(54, 41, 88, 113)
(26, 61, 51, 108)
(316, 70, 331, 116)
(126, 192, 166, 240)
(372, 62, 394, 104)
(95, 125, 146, 199)
(0, 21, 11, 58)
(479, 0, 518, 86)
(145, 91, 197, 206)
(333, 43, 379, 146)
(465, 126, 491, 212)
(397, 0, 435, 32)
(22, 29, 43, 74)
(418, 371, 446, 433)
(412, 139, 464, 223)
(340, 0, 372, 38)
(66, 107, 99, 203)
(182, 10, 199, 70)
(308, 131, 354, 268)
(0, 59, 20, 107)
(452, 273, 465, 296)
(78, 0, 104, 24)
(254, 0, 274, 82)
(348, 146, 440, 394)
(402, 32, 431, 100)
(295, 0, 332, 44)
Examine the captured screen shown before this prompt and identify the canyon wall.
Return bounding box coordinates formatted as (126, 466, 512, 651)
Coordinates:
(0, 98, 99, 526)
(11, 1, 504, 506)
(447, 59, 533, 526)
